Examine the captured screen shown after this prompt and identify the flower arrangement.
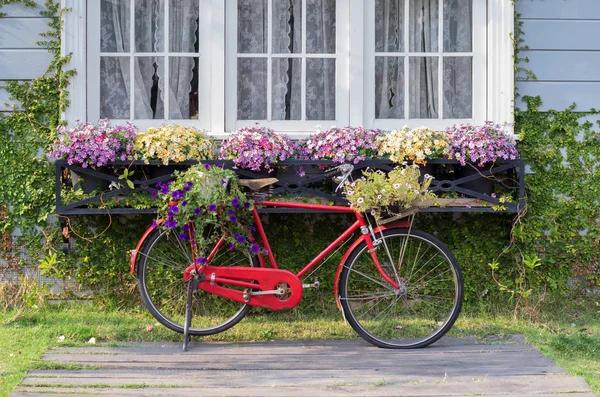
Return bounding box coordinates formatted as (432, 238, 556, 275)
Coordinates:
(299, 126, 381, 164)
(47, 119, 137, 168)
(344, 163, 436, 218)
(134, 124, 216, 164)
(377, 126, 448, 165)
(445, 122, 518, 167)
(219, 125, 295, 172)
(153, 164, 264, 260)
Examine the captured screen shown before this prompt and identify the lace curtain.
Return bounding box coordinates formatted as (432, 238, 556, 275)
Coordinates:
(376, 0, 472, 119)
(237, 0, 336, 121)
(100, 0, 198, 119)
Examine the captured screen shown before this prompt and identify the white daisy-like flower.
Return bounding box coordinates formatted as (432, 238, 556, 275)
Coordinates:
(377, 195, 382, 199)
(57, 335, 65, 343)
(393, 183, 400, 189)
(357, 197, 364, 204)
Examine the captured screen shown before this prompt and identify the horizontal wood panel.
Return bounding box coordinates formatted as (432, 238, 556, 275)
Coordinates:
(521, 20, 600, 50)
(517, 0, 600, 20)
(519, 51, 600, 81)
(516, 81, 600, 111)
(0, 18, 50, 48)
(0, 50, 52, 79)
(0, 0, 45, 18)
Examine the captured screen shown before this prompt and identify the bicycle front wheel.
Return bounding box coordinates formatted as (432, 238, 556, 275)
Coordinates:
(339, 228, 463, 348)
(138, 226, 258, 336)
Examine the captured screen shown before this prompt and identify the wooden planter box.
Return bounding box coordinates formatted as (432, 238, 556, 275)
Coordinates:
(54, 159, 525, 216)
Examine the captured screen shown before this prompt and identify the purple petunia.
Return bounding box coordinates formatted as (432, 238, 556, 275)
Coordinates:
(178, 233, 190, 241)
(171, 190, 184, 199)
(204, 163, 211, 170)
(160, 185, 170, 195)
(164, 219, 177, 228)
(151, 191, 157, 199)
(244, 201, 250, 209)
(249, 225, 257, 232)
(181, 200, 188, 207)
(232, 198, 240, 208)
(195, 257, 208, 264)
(193, 207, 202, 215)
(234, 232, 245, 243)
(229, 243, 235, 251)
(229, 215, 237, 223)
(169, 205, 179, 213)
(208, 204, 217, 212)
(251, 244, 261, 254)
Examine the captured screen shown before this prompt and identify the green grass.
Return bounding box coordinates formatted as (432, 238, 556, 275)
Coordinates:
(1, 297, 599, 397)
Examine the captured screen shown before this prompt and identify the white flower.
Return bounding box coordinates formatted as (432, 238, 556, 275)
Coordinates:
(57, 335, 65, 343)
(377, 195, 382, 199)
(357, 197, 364, 204)
(87, 337, 96, 344)
(393, 183, 400, 189)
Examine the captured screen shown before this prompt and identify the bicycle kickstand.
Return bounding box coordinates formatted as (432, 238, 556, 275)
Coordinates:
(183, 277, 200, 352)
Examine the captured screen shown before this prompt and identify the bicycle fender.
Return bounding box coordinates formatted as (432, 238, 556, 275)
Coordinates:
(130, 222, 160, 275)
(333, 221, 411, 305)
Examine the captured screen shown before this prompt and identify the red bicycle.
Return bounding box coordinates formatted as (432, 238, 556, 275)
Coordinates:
(130, 165, 463, 349)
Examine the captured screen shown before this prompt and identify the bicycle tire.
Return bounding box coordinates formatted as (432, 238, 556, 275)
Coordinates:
(339, 228, 463, 348)
(138, 225, 258, 336)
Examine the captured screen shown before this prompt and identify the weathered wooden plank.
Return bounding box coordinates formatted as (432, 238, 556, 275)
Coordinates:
(0, 18, 50, 49)
(516, 81, 600, 111)
(12, 385, 598, 397)
(20, 373, 590, 391)
(521, 20, 600, 50)
(519, 51, 600, 82)
(517, 0, 600, 20)
(0, 0, 45, 18)
(46, 340, 536, 355)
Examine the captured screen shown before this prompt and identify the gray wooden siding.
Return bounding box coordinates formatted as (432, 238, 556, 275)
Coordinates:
(0, 0, 51, 112)
(516, 0, 600, 111)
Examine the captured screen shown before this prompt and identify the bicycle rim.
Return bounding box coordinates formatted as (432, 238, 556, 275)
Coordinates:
(340, 228, 463, 348)
(138, 227, 256, 336)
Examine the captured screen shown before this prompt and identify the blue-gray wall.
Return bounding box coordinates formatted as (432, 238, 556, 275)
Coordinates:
(516, 0, 600, 113)
(0, 0, 52, 112)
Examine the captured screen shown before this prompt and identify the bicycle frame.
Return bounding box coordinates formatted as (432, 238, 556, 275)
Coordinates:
(130, 200, 412, 307)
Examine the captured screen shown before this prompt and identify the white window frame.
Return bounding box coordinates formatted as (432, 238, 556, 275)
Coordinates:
(360, 0, 487, 131)
(225, 0, 350, 136)
(62, 0, 514, 136)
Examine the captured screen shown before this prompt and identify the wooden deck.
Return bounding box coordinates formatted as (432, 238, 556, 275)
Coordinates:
(10, 338, 596, 397)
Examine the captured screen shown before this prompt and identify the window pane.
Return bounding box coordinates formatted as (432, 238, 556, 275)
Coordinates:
(238, 0, 267, 53)
(238, 58, 267, 120)
(272, 58, 302, 120)
(169, 57, 199, 119)
(409, 56, 438, 118)
(375, 0, 404, 53)
(375, 57, 404, 119)
(273, 0, 302, 54)
(101, 0, 130, 52)
(135, 0, 165, 52)
(306, 0, 336, 54)
(170, 0, 199, 52)
(134, 56, 165, 119)
(443, 57, 471, 118)
(306, 58, 335, 120)
(409, 0, 439, 52)
(443, 0, 472, 52)
(100, 57, 130, 119)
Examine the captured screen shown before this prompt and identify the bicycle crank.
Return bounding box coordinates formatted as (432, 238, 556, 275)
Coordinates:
(184, 265, 303, 310)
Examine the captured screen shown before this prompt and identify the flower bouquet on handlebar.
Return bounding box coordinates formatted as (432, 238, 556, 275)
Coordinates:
(343, 162, 438, 222)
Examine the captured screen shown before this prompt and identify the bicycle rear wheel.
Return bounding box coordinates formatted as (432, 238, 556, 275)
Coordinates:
(137, 225, 258, 336)
(339, 228, 463, 348)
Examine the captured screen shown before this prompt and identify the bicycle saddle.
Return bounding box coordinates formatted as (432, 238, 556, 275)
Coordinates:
(238, 178, 279, 191)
